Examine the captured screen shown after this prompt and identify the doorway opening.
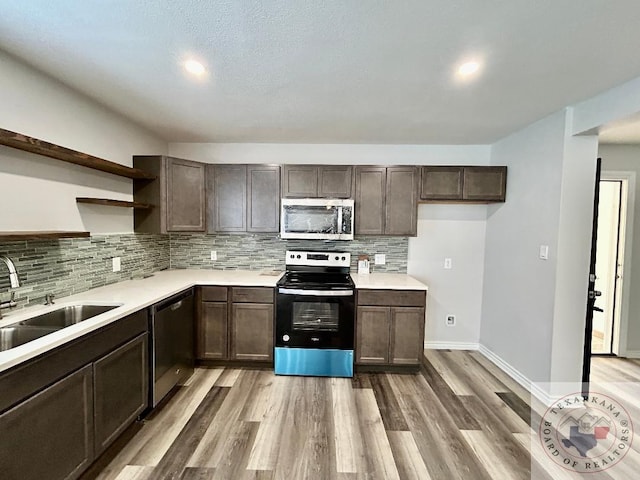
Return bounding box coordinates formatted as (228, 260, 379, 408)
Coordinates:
(591, 177, 628, 355)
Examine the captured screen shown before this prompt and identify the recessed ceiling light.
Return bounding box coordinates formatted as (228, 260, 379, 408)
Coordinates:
(457, 61, 480, 77)
(184, 59, 206, 76)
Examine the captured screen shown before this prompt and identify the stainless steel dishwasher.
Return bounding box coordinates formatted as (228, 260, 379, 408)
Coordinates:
(149, 288, 194, 407)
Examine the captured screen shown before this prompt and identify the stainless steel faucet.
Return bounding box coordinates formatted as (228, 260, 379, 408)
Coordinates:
(0, 256, 20, 319)
(0, 256, 20, 289)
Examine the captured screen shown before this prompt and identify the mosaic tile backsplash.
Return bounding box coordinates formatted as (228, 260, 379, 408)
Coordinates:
(0, 234, 169, 310)
(0, 232, 407, 311)
(169, 233, 408, 273)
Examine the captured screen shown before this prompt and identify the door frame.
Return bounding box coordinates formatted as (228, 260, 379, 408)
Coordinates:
(600, 171, 636, 356)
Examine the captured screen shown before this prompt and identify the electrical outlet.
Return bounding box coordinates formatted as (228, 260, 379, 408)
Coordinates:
(112, 257, 121, 272)
(446, 314, 456, 326)
(444, 258, 452, 269)
(210, 251, 217, 261)
(374, 254, 386, 265)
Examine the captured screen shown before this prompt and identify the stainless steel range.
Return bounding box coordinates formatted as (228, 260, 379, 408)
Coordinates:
(275, 250, 355, 377)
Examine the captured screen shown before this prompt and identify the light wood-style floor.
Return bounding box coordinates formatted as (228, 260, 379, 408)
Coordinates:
(81, 351, 640, 480)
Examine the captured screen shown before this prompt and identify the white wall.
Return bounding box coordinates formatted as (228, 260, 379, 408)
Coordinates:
(408, 205, 487, 348)
(598, 144, 640, 355)
(548, 121, 598, 394)
(0, 50, 167, 233)
(169, 142, 490, 165)
(572, 76, 640, 136)
(482, 110, 567, 385)
(482, 108, 599, 399)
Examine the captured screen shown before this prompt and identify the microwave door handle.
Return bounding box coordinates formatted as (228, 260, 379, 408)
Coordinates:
(337, 207, 343, 234)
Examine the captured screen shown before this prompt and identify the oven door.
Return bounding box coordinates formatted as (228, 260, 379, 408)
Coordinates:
(276, 288, 354, 350)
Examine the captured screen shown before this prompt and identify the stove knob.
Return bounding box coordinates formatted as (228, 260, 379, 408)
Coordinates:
(283, 334, 290, 342)
(296, 254, 301, 259)
(341, 256, 346, 261)
(290, 254, 294, 259)
(335, 256, 339, 260)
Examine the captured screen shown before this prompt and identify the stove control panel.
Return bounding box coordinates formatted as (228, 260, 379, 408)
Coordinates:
(285, 250, 351, 268)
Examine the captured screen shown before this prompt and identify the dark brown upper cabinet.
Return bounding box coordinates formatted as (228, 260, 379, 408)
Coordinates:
(209, 164, 247, 233)
(207, 164, 280, 233)
(282, 165, 353, 198)
(420, 166, 507, 202)
(247, 165, 281, 232)
(355, 166, 418, 236)
(133, 156, 206, 233)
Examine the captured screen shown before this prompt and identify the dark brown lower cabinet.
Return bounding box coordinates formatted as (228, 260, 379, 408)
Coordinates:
(200, 301, 228, 359)
(230, 303, 274, 361)
(0, 364, 94, 480)
(355, 306, 390, 364)
(356, 289, 426, 368)
(197, 286, 274, 363)
(93, 333, 148, 456)
(390, 307, 425, 365)
(0, 310, 149, 480)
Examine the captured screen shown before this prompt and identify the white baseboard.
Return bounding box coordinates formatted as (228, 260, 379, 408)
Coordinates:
(478, 345, 555, 406)
(622, 350, 640, 358)
(424, 341, 479, 350)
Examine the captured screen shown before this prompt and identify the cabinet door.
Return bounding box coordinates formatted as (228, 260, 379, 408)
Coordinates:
(93, 334, 148, 456)
(356, 306, 390, 364)
(230, 303, 274, 361)
(385, 166, 418, 236)
(282, 165, 318, 197)
(166, 157, 206, 232)
(420, 166, 463, 200)
(318, 165, 353, 198)
(0, 365, 94, 480)
(463, 166, 507, 202)
(209, 164, 247, 232)
(390, 307, 424, 365)
(199, 301, 228, 359)
(247, 165, 280, 232)
(354, 166, 386, 235)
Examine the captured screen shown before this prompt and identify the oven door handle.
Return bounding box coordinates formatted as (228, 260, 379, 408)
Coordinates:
(278, 288, 354, 297)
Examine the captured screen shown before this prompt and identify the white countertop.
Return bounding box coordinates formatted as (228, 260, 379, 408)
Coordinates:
(351, 273, 428, 290)
(0, 269, 427, 373)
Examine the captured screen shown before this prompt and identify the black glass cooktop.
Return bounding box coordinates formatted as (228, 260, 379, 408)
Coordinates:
(277, 272, 354, 290)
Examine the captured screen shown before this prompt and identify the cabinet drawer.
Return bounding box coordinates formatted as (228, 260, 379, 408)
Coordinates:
(357, 289, 426, 307)
(201, 286, 228, 302)
(231, 287, 274, 304)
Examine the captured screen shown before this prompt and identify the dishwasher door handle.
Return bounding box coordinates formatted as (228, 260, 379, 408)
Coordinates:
(170, 300, 183, 311)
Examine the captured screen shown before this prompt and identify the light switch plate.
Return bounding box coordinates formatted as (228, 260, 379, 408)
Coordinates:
(444, 258, 452, 269)
(210, 251, 217, 261)
(112, 257, 121, 272)
(374, 254, 386, 265)
(539, 245, 549, 260)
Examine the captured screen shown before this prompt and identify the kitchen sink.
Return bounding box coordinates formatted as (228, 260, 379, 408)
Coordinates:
(0, 325, 61, 352)
(17, 304, 120, 329)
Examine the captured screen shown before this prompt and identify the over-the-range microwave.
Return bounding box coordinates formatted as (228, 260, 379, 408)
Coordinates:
(280, 198, 354, 240)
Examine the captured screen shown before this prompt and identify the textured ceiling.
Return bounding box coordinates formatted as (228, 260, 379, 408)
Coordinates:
(2, 0, 640, 144)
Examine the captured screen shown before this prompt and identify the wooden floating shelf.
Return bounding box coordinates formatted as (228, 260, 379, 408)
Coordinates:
(0, 231, 90, 241)
(0, 127, 156, 180)
(76, 197, 153, 209)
